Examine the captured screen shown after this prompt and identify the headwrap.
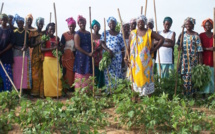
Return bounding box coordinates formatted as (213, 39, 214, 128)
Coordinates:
(147, 18, 154, 26)
(107, 17, 117, 24)
(184, 17, 196, 25)
(66, 17, 76, 26)
(36, 17, 44, 26)
(122, 21, 129, 26)
(0, 13, 8, 20)
(130, 18, 136, 24)
(91, 19, 100, 28)
(26, 14, 33, 20)
(136, 15, 147, 24)
(163, 17, 173, 24)
(14, 14, 24, 24)
(201, 18, 213, 31)
(77, 15, 86, 23)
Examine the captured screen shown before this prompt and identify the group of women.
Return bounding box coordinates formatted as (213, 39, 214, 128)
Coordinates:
(0, 12, 214, 98)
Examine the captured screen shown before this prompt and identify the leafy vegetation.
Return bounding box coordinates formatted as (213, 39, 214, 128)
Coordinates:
(99, 51, 112, 71)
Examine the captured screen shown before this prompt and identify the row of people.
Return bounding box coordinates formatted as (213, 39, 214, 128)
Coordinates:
(0, 13, 214, 98)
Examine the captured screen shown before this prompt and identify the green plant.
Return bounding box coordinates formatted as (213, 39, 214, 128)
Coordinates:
(99, 51, 112, 71)
(115, 22, 121, 32)
(41, 34, 50, 47)
(191, 64, 211, 91)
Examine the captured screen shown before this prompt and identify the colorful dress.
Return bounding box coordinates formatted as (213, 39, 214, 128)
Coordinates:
(178, 32, 203, 95)
(13, 29, 32, 89)
(73, 31, 92, 89)
(100, 31, 124, 88)
(0, 27, 14, 92)
(129, 29, 154, 96)
(61, 32, 75, 88)
(94, 39, 105, 88)
(30, 31, 44, 97)
(200, 32, 214, 94)
(43, 36, 62, 97)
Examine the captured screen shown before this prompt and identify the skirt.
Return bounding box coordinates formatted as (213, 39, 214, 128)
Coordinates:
(43, 57, 62, 97)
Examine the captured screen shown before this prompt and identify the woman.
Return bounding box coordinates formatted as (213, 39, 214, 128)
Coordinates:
(91, 19, 105, 88)
(155, 17, 175, 78)
(73, 15, 93, 89)
(26, 14, 36, 59)
(61, 17, 76, 91)
(100, 17, 124, 89)
(8, 15, 17, 30)
(41, 23, 62, 97)
(130, 18, 136, 31)
(0, 14, 14, 92)
(13, 14, 32, 90)
(177, 17, 203, 96)
(200, 18, 215, 97)
(30, 17, 45, 97)
(125, 15, 164, 96)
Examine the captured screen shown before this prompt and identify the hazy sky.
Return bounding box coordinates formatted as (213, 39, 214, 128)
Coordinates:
(2, 0, 215, 39)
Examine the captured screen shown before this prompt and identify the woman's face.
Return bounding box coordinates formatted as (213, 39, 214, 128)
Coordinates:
(68, 23, 76, 32)
(130, 22, 136, 30)
(93, 24, 100, 33)
(123, 24, 130, 34)
(8, 17, 13, 25)
(78, 19, 86, 30)
(185, 20, 194, 31)
(17, 20, 24, 29)
(205, 21, 213, 32)
(47, 25, 55, 36)
(1, 17, 8, 27)
(37, 20, 44, 30)
(137, 20, 145, 29)
(108, 20, 116, 30)
(163, 21, 172, 31)
(27, 18, 32, 27)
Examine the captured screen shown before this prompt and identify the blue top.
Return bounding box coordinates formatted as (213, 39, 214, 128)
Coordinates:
(73, 31, 92, 74)
(0, 27, 14, 64)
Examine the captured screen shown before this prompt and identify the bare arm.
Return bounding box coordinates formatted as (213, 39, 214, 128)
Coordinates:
(151, 31, 164, 53)
(74, 33, 92, 57)
(162, 32, 176, 48)
(0, 44, 13, 56)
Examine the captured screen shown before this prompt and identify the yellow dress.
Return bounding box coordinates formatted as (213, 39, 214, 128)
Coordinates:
(129, 29, 154, 96)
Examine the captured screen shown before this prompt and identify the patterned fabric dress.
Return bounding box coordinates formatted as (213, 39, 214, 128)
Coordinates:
(94, 40, 105, 88)
(13, 29, 32, 89)
(0, 27, 14, 92)
(61, 32, 76, 88)
(100, 30, 124, 88)
(129, 29, 154, 96)
(73, 31, 92, 89)
(30, 31, 44, 97)
(178, 32, 203, 95)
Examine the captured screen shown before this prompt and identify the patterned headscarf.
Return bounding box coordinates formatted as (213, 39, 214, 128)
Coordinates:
(14, 14, 25, 24)
(184, 17, 196, 25)
(107, 17, 117, 24)
(163, 17, 173, 24)
(66, 17, 76, 26)
(77, 15, 86, 23)
(136, 15, 147, 24)
(201, 18, 213, 31)
(0, 13, 8, 20)
(91, 19, 100, 28)
(26, 14, 33, 20)
(147, 18, 154, 26)
(36, 17, 44, 26)
(130, 18, 136, 24)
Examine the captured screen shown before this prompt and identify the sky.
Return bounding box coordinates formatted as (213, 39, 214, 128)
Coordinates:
(2, 0, 215, 39)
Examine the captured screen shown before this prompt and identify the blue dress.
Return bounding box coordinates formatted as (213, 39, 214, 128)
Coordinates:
(100, 30, 124, 87)
(73, 31, 92, 75)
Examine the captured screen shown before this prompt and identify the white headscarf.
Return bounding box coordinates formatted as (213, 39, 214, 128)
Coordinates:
(147, 18, 154, 26)
(136, 15, 147, 24)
